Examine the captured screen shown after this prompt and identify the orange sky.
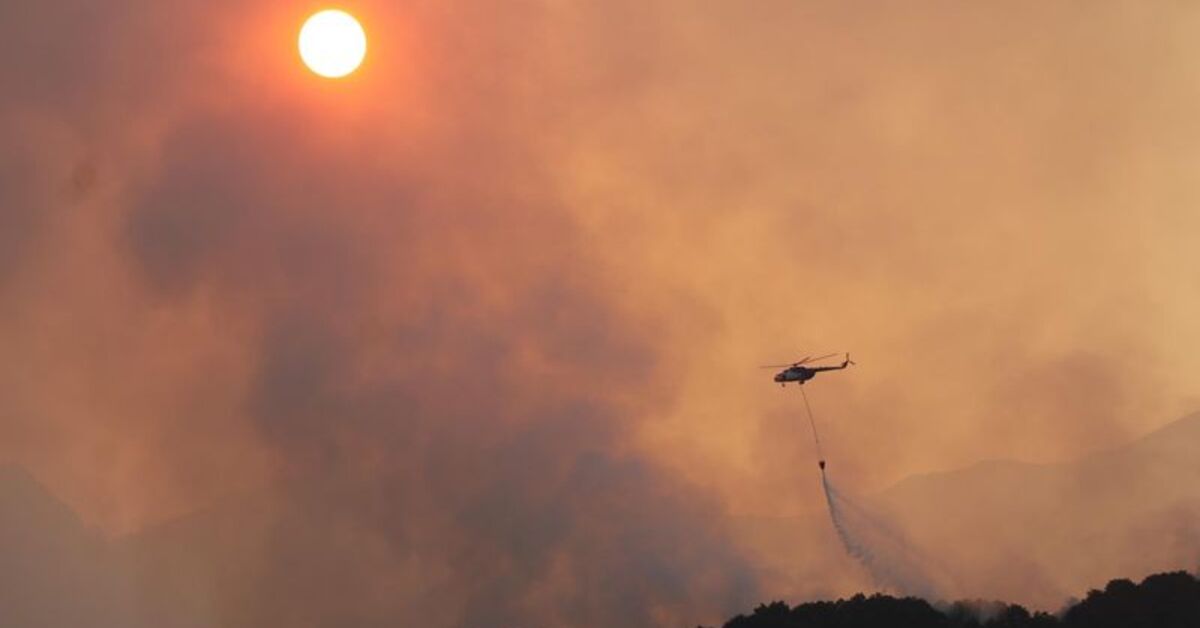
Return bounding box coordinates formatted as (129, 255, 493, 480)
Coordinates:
(2, 0, 1200, 624)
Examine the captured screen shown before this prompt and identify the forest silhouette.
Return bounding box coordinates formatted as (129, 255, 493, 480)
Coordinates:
(713, 570, 1200, 628)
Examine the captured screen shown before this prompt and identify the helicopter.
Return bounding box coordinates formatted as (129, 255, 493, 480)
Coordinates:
(762, 353, 854, 386)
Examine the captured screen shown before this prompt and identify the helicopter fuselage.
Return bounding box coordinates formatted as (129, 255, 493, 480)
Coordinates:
(766, 354, 852, 386)
(774, 367, 815, 385)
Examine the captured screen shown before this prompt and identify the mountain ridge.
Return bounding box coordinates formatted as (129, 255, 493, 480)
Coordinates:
(872, 411, 1200, 607)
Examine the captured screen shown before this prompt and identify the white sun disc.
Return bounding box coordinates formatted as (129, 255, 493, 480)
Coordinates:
(299, 10, 367, 78)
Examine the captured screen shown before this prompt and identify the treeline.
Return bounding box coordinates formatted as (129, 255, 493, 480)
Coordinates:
(714, 570, 1200, 628)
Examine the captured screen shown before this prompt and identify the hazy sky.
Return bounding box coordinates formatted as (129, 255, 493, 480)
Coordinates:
(3, 0, 1200, 624)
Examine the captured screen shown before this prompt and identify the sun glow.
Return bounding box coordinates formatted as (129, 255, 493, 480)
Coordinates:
(299, 10, 367, 78)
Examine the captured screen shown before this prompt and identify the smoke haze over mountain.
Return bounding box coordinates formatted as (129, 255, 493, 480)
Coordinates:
(4, 0, 1200, 625)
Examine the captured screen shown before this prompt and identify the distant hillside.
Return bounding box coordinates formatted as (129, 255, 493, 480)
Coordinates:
(875, 412, 1200, 607)
(2, 414, 1198, 626)
(730, 412, 1200, 609)
(714, 570, 1200, 628)
(0, 467, 132, 627)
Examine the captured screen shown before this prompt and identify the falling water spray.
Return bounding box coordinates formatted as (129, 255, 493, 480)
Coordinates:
(798, 384, 947, 599)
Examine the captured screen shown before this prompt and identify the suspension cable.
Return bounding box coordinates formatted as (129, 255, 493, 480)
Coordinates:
(799, 384, 826, 468)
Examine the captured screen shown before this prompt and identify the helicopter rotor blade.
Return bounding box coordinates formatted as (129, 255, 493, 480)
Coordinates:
(797, 352, 839, 365)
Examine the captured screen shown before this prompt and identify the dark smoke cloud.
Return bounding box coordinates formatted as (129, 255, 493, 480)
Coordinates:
(2, 0, 764, 624)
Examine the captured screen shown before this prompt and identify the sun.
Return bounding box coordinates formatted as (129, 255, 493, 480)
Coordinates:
(299, 9, 367, 79)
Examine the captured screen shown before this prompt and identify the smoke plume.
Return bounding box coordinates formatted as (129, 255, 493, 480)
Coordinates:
(3, 0, 1200, 622)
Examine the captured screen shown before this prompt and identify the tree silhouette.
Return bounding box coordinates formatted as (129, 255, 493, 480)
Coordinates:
(713, 570, 1198, 628)
(1062, 571, 1200, 628)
